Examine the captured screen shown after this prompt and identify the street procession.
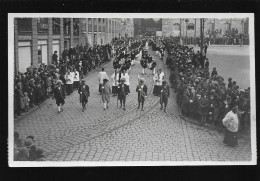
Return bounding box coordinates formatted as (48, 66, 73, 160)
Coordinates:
(11, 16, 254, 163)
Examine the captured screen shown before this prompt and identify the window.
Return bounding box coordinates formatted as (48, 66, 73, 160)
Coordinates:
(94, 19, 97, 32)
(73, 18, 79, 36)
(98, 18, 102, 32)
(64, 18, 71, 36)
(52, 18, 60, 35)
(37, 18, 48, 34)
(88, 18, 92, 32)
(82, 19, 86, 33)
(187, 23, 194, 30)
(38, 40, 48, 64)
(17, 18, 32, 33)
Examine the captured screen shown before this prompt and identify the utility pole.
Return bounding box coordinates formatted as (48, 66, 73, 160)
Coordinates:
(194, 18, 196, 45)
(200, 18, 204, 55)
(179, 18, 182, 37)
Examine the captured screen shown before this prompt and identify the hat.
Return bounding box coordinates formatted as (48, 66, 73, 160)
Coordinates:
(56, 80, 62, 84)
(103, 78, 108, 82)
(81, 80, 85, 84)
(162, 80, 168, 85)
(139, 78, 145, 84)
(24, 139, 33, 148)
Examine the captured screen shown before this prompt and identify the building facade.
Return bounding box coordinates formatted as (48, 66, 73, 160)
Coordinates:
(134, 18, 162, 36)
(162, 18, 249, 38)
(14, 18, 133, 74)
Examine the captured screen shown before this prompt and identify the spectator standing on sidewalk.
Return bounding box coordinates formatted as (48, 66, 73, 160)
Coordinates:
(222, 105, 239, 147)
(52, 51, 58, 64)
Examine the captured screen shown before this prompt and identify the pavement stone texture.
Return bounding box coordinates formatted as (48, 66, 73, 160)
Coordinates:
(14, 46, 252, 162)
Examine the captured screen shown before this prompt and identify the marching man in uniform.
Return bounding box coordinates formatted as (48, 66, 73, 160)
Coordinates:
(98, 68, 109, 95)
(78, 80, 90, 112)
(153, 69, 164, 96)
(53, 80, 66, 113)
(140, 58, 148, 75)
(73, 68, 80, 90)
(120, 69, 130, 94)
(111, 69, 119, 96)
(117, 78, 128, 110)
(136, 76, 148, 111)
(150, 59, 157, 75)
(101, 78, 111, 110)
(160, 80, 170, 113)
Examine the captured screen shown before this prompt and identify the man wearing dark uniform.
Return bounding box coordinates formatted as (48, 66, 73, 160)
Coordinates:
(140, 58, 148, 75)
(117, 78, 128, 110)
(53, 80, 66, 113)
(78, 80, 90, 112)
(150, 59, 156, 75)
(160, 80, 170, 113)
(136, 78, 147, 111)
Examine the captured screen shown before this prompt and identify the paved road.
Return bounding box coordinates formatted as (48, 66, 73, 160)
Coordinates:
(14, 46, 251, 162)
(192, 45, 250, 89)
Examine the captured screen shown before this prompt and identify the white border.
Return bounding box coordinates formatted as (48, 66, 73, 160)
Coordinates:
(8, 13, 256, 167)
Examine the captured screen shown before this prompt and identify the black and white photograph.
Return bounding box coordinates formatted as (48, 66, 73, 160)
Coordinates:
(8, 13, 256, 166)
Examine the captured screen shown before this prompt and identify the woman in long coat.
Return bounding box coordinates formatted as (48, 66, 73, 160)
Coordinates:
(78, 80, 90, 111)
(181, 87, 191, 116)
(198, 93, 209, 124)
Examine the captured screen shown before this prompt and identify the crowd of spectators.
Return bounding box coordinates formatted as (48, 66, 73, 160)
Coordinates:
(14, 42, 114, 117)
(156, 36, 250, 130)
(14, 132, 46, 161)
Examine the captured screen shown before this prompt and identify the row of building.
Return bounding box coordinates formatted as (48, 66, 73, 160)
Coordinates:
(14, 17, 134, 73)
(162, 18, 249, 38)
(13, 17, 249, 74)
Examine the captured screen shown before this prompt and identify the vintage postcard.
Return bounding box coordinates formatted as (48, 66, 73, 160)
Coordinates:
(8, 13, 256, 166)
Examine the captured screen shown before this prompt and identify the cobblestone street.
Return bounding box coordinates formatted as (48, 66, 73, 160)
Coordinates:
(14, 47, 252, 162)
